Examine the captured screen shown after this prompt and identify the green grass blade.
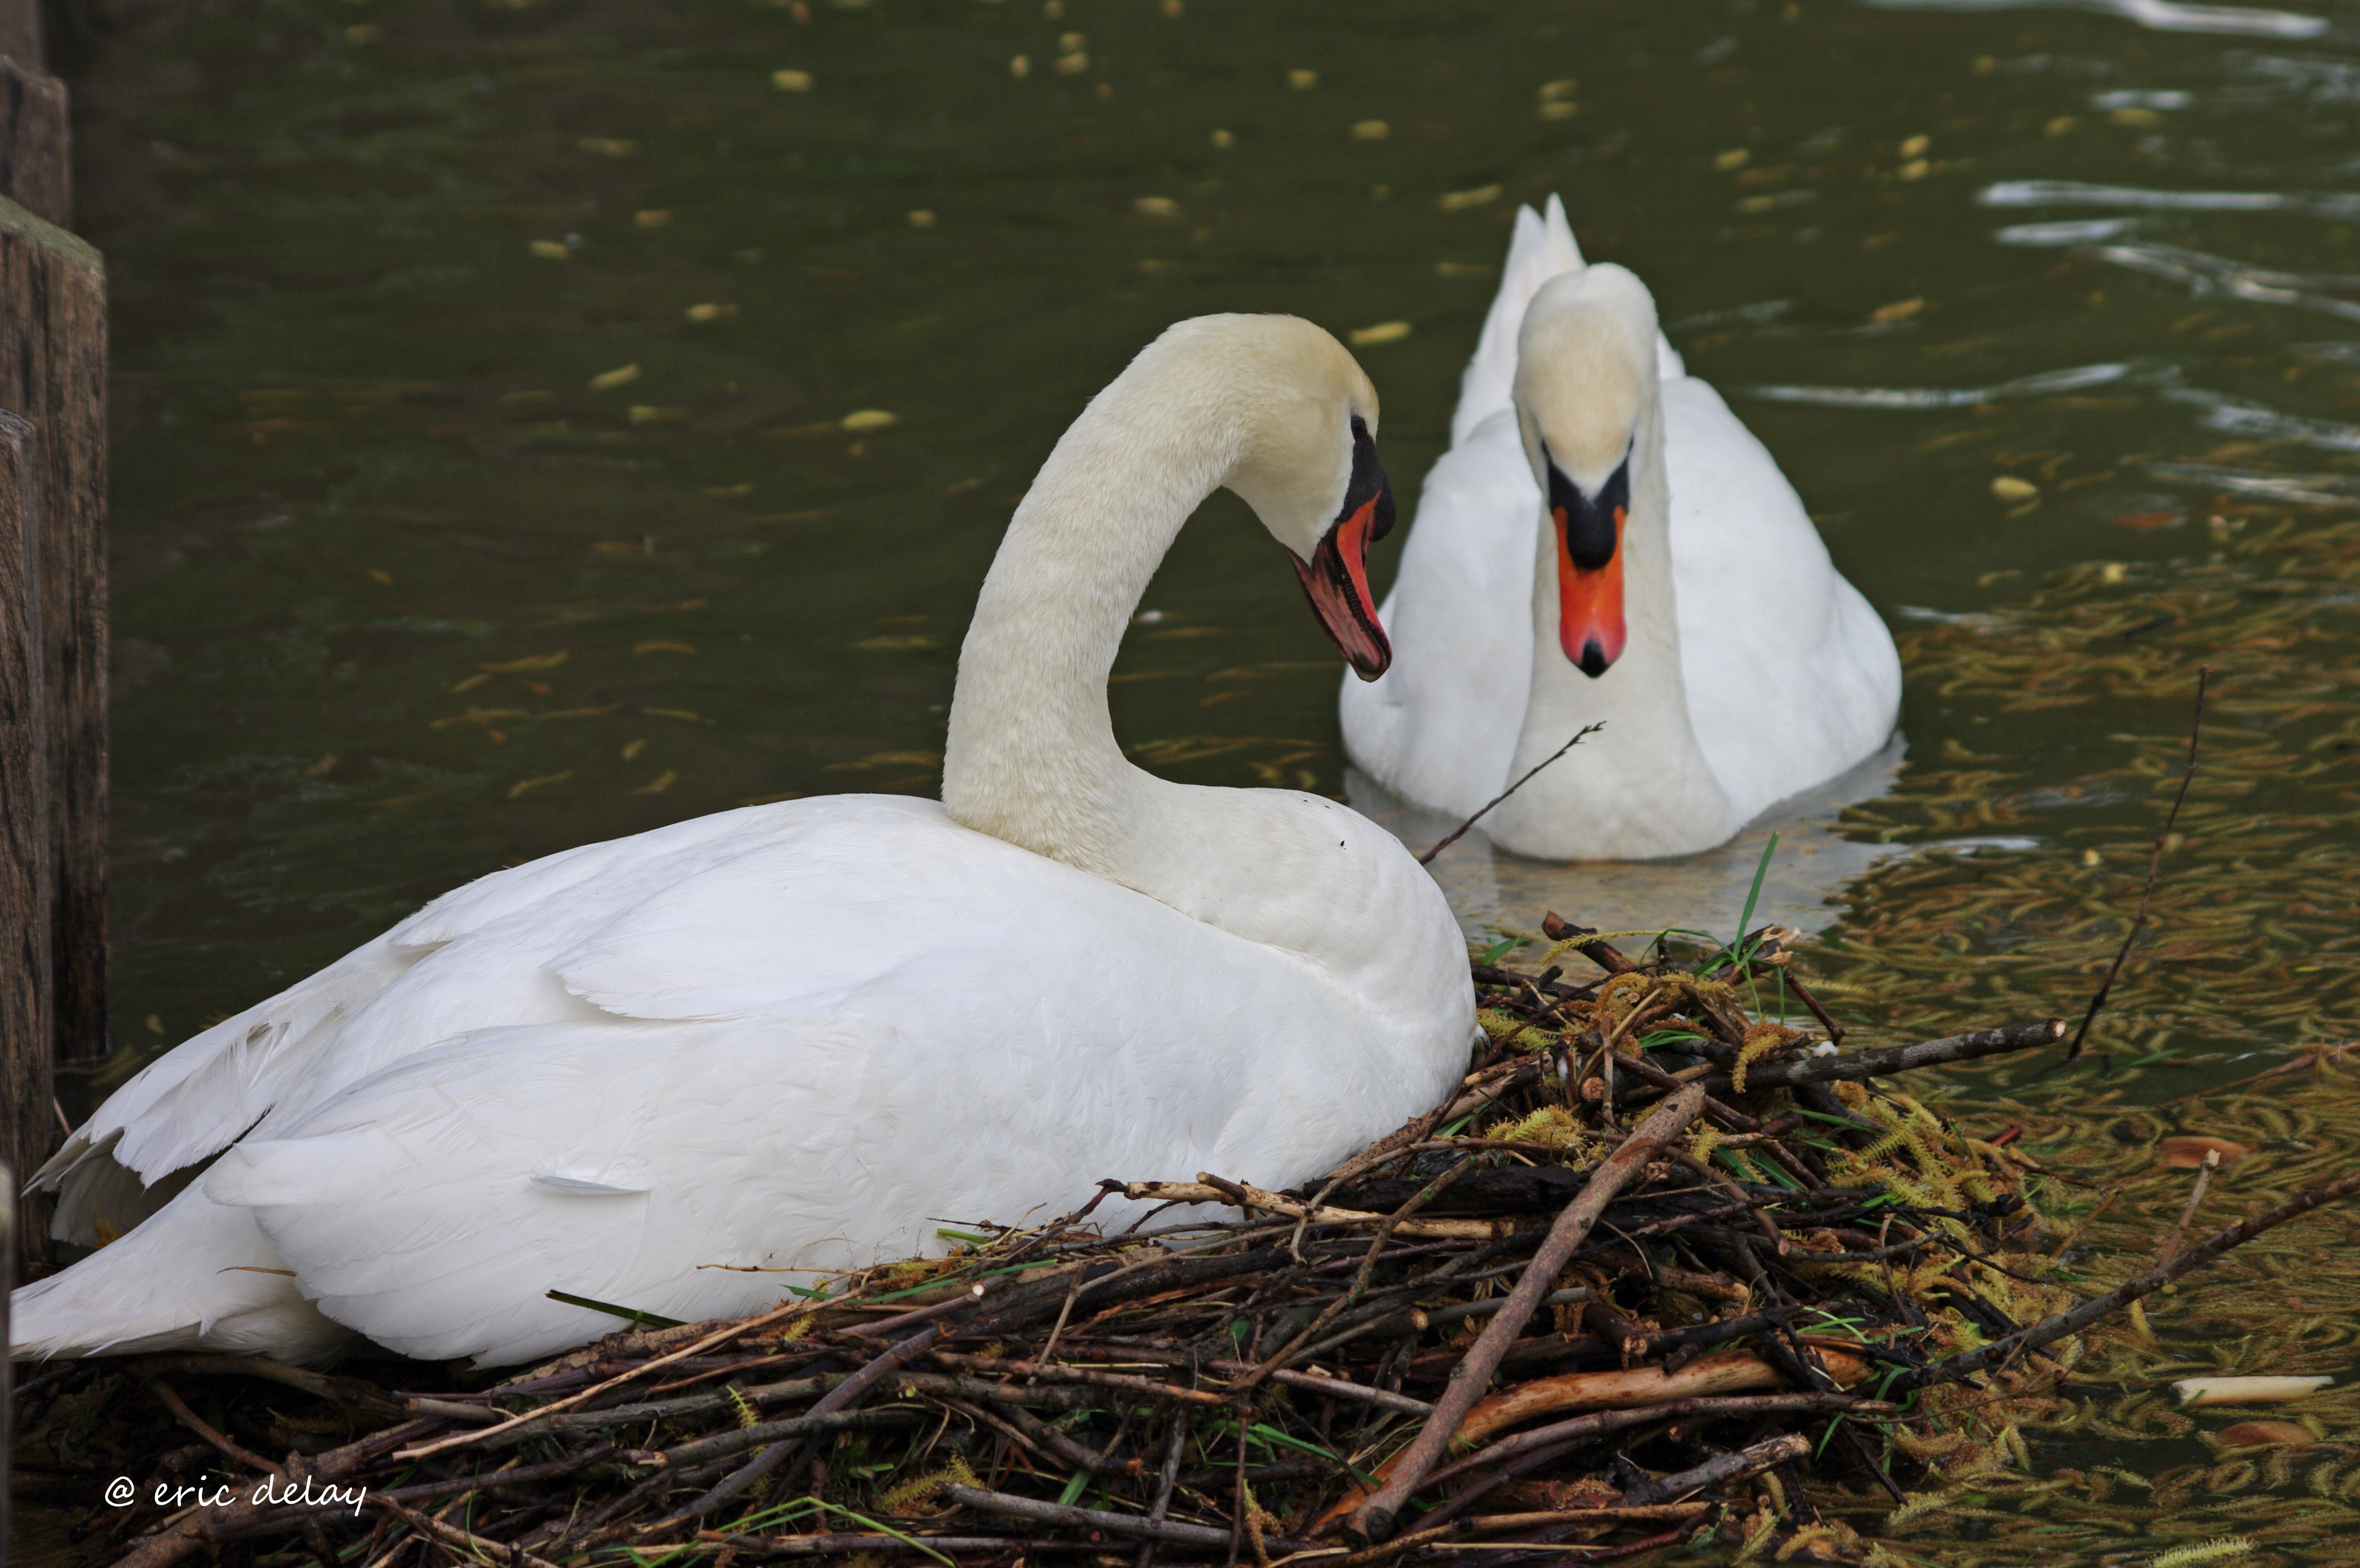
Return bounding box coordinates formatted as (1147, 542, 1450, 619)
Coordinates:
(545, 1290, 685, 1330)
(1734, 831, 1780, 952)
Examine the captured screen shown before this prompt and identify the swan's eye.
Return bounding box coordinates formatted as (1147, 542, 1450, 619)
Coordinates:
(1344, 416, 1395, 542)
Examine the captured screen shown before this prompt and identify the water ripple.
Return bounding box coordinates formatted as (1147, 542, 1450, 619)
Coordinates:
(2149, 461, 2360, 507)
(1746, 361, 2143, 409)
(1861, 0, 2326, 39)
(2089, 240, 2360, 321)
(1980, 178, 2360, 218)
(2167, 387, 2360, 451)
(1995, 217, 2142, 245)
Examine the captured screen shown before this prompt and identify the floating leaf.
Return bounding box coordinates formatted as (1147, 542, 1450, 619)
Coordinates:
(840, 409, 898, 432)
(2219, 1420, 2316, 1448)
(771, 69, 813, 91)
(590, 364, 642, 390)
(507, 770, 575, 799)
(481, 651, 569, 673)
(1349, 321, 1412, 347)
(2159, 1135, 2256, 1168)
(1438, 184, 1501, 211)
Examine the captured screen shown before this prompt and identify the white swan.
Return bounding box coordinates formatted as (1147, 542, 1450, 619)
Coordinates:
(1341, 197, 1901, 861)
(13, 315, 1473, 1368)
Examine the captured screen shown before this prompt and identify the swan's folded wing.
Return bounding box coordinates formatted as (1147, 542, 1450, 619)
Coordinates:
(1665, 376, 1900, 818)
(36, 803, 818, 1235)
(201, 838, 1411, 1365)
(35, 937, 424, 1239)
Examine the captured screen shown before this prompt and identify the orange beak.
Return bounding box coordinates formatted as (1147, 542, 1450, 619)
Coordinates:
(1290, 492, 1392, 680)
(1554, 501, 1626, 679)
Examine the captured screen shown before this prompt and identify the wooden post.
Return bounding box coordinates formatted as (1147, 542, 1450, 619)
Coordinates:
(0, 0, 38, 72)
(0, 55, 70, 229)
(0, 195, 105, 1086)
(1, 410, 49, 1283)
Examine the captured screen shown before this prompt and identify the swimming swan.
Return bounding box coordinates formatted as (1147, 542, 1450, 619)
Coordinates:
(1341, 198, 1900, 860)
(13, 315, 1474, 1368)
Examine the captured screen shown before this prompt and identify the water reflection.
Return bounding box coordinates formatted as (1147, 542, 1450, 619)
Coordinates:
(1349, 736, 1923, 944)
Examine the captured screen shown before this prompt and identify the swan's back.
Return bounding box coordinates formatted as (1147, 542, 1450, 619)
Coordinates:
(26, 796, 1467, 1366)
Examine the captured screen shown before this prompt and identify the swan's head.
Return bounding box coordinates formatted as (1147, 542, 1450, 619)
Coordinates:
(1513, 264, 1658, 680)
(1162, 315, 1396, 680)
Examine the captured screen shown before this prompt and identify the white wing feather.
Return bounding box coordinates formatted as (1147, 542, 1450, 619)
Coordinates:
(22, 797, 1465, 1367)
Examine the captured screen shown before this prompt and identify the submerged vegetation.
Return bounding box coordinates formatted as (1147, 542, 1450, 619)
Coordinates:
(18, 913, 2360, 1568)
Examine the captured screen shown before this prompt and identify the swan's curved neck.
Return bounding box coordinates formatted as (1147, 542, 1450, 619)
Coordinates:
(1487, 400, 1739, 856)
(942, 361, 1240, 877)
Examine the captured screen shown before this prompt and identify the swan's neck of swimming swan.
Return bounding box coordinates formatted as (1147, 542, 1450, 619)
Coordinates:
(942, 344, 1241, 882)
(1485, 388, 1739, 858)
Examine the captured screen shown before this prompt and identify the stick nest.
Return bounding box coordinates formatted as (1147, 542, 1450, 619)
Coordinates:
(10, 921, 2306, 1568)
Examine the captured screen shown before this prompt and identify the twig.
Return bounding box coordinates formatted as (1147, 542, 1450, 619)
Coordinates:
(149, 1381, 280, 1479)
(1421, 724, 1605, 865)
(2067, 664, 2207, 1061)
(375, 1497, 563, 1568)
(395, 1299, 819, 1460)
(1412, 1393, 1886, 1496)
(1611, 1432, 1808, 1507)
(1646, 1019, 2065, 1098)
(1134, 1408, 1191, 1568)
(1346, 1087, 1707, 1544)
(2158, 1148, 2221, 1268)
(1907, 1165, 2360, 1389)
(1538, 913, 1639, 976)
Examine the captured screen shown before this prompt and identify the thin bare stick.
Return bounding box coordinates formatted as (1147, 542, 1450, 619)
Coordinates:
(1420, 724, 1604, 865)
(1908, 1165, 2360, 1390)
(1611, 1432, 1808, 1507)
(2158, 1149, 2220, 1268)
(2066, 665, 2207, 1061)
(1345, 1086, 1706, 1544)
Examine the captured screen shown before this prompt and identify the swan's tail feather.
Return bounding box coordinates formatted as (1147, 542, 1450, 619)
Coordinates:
(1451, 198, 1586, 449)
(1539, 193, 1583, 274)
(8, 1186, 357, 1365)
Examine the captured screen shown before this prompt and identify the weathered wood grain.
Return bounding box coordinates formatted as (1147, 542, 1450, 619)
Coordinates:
(0, 193, 106, 1072)
(0, 409, 48, 1281)
(0, 54, 70, 227)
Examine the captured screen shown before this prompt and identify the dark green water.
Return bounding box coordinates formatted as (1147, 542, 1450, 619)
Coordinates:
(54, 11, 2360, 1552)
(83, 0, 2360, 1103)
